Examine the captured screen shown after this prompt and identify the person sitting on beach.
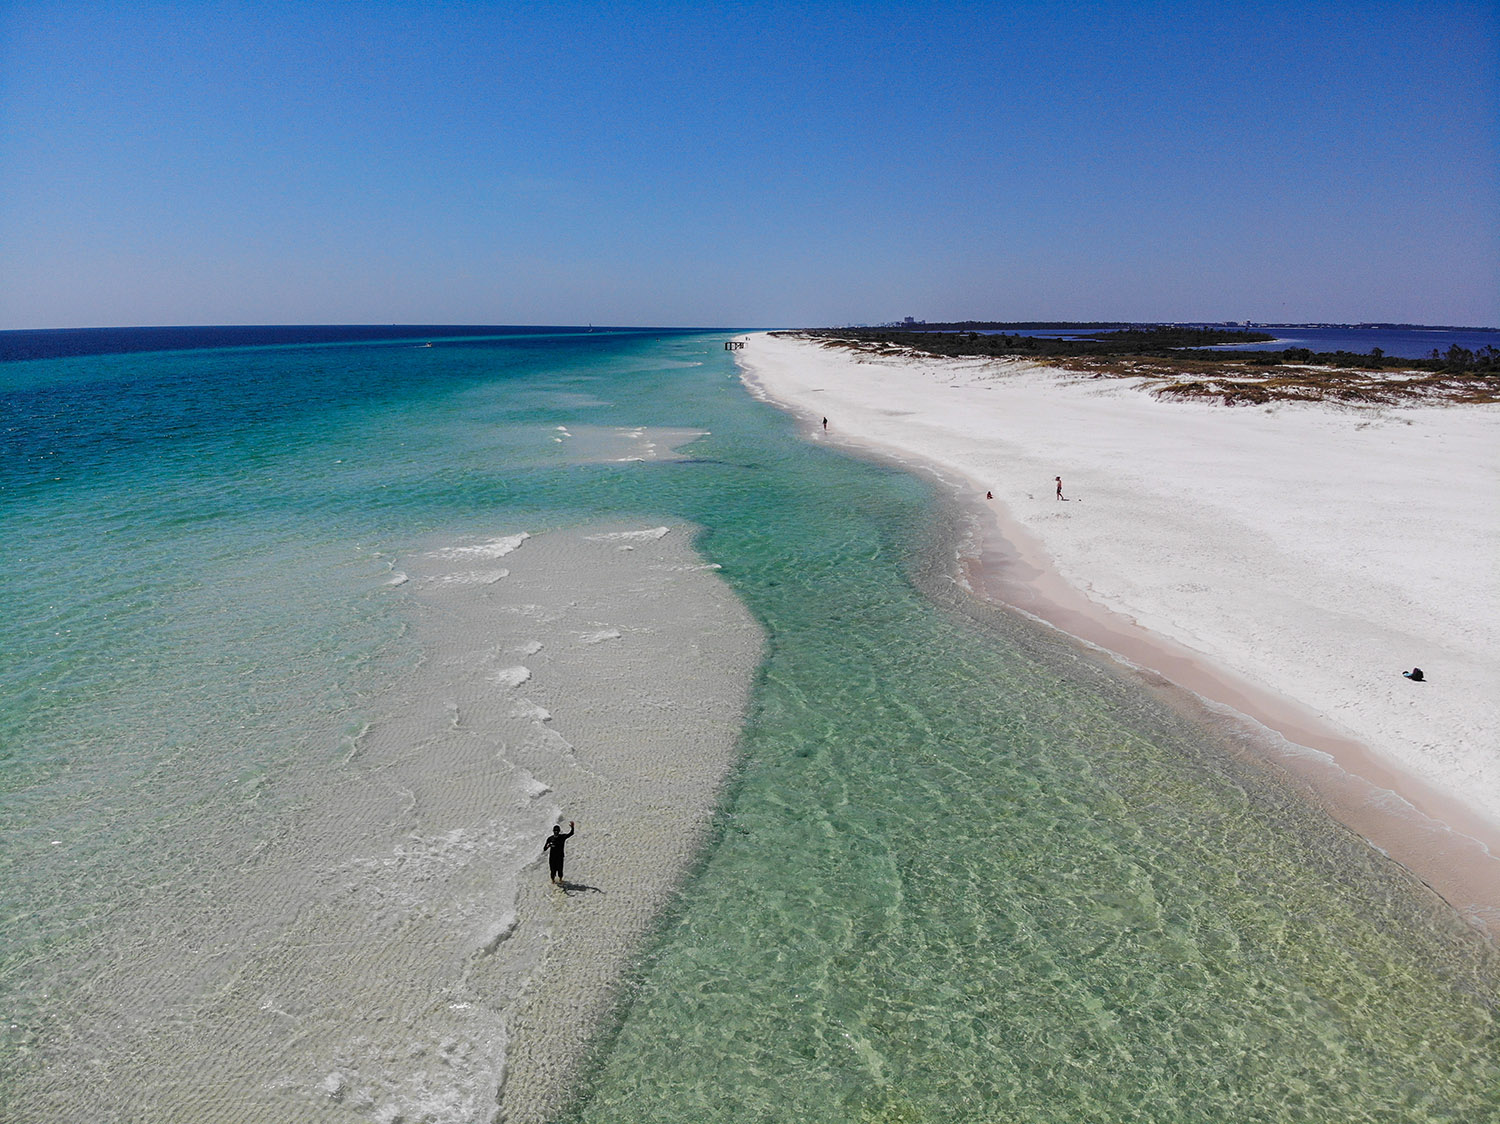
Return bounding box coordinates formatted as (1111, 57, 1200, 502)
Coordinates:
(1403, 667, 1424, 682)
(543, 821, 575, 883)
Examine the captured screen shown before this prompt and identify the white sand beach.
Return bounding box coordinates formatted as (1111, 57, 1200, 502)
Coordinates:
(738, 331, 1500, 923)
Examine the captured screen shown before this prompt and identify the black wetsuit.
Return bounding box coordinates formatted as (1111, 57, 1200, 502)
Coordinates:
(543, 827, 574, 879)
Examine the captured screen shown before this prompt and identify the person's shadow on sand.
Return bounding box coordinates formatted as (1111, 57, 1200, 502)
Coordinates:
(556, 880, 605, 896)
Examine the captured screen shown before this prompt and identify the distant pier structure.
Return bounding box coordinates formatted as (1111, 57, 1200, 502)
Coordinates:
(724, 340, 745, 350)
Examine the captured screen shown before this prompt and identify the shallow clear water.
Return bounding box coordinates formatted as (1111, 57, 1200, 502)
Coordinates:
(553, 405, 1500, 1123)
(3, 329, 1496, 1122)
(560, 555, 1500, 1121)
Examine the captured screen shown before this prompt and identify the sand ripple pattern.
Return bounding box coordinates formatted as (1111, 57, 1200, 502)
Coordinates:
(6, 523, 761, 1124)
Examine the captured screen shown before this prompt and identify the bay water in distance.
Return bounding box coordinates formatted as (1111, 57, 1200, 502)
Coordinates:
(915, 324, 1498, 360)
(1200, 324, 1500, 359)
(3, 326, 1496, 1122)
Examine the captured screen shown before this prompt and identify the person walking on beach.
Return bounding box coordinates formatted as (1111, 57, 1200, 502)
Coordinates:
(822, 416, 828, 431)
(1055, 476, 1065, 500)
(543, 821, 575, 884)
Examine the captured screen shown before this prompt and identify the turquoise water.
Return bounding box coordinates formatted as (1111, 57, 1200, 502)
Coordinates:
(3, 330, 1496, 1121)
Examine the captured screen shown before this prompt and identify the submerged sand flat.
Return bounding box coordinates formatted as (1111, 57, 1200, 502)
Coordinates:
(10, 523, 761, 1124)
(737, 331, 1500, 921)
(456, 526, 762, 1123)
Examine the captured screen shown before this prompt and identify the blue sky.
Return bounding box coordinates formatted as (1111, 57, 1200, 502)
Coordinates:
(2, 1, 1496, 328)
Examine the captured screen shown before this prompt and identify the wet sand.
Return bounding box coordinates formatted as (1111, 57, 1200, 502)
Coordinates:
(737, 331, 1500, 935)
(2, 520, 762, 1124)
(461, 526, 763, 1123)
(953, 486, 1500, 934)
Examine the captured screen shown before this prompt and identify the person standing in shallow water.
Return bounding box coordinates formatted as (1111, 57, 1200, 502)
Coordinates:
(543, 821, 575, 884)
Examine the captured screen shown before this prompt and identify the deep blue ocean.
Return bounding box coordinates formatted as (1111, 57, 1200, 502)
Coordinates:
(3, 326, 1496, 1123)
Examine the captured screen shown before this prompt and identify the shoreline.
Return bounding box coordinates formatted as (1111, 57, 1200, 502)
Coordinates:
(437, 523, 764, 1124)
(736, 332, 1500, 934)
(949, 483, 1500, 933)
(0, 517, 767, 1124)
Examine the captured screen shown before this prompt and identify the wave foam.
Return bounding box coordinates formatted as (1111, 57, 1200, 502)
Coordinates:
(586, 526, 670, 544)
(431, 533, 531, 561)
(509, 700, 551, 722)
(478, 911, 519, 956)
(489, 666, 531, 688)
(431, 569, 510, 586)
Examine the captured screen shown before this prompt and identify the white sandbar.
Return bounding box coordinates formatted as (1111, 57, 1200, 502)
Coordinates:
(737, 331, 1500, 927)
(7, 521, 762, 1124)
